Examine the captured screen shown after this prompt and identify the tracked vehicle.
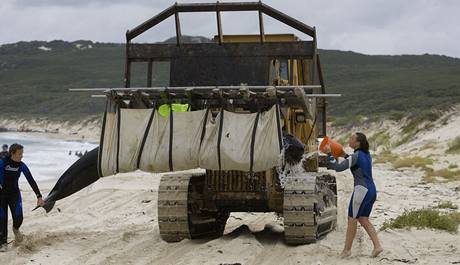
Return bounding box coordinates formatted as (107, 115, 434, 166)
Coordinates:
(71, 2, 339, 245)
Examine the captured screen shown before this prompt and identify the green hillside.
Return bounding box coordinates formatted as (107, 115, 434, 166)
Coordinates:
(322, 50, 460, 123)
(1, 39, 459, 122)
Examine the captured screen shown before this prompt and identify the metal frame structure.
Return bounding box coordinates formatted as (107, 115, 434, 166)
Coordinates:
(123, 1, 328, 135)
(71, 86, 339, 122)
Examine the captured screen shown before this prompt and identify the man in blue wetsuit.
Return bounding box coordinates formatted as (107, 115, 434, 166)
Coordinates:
(0, 144, 8, 160)
(324, 132, 383, 258)
(0, 143, 44, 251)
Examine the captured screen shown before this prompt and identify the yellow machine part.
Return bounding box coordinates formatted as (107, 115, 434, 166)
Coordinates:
(284, 108, 318, 171)
(213, 34, 319, 170)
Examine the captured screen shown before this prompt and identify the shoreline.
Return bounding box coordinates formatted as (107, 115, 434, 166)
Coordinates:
(2, 131, 100, 144)
(0, 117, 101, 144)
(0, 131, 99, 185)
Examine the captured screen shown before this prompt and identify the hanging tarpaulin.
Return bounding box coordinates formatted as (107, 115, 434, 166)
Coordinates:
(138, 109, 207, 172)
(252, 106, 283, 171)
(98, 96, 119, 177)
(138, 111, 170, 173)
(199, 105, 281, 172)
(170, 110, 207, 170)
(118, 108, 153, 172)
(98, 99, 282, 176)
(98, 101, 153, 176)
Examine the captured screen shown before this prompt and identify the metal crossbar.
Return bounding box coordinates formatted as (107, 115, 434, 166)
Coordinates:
(70, 85, 324, 92)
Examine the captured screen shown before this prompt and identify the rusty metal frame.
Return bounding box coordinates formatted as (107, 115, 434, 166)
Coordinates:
(128, 41, 314, 61)
(124, 2, 318, 87)
(122, 1, 328, 136)
(126, 2, 315, 41)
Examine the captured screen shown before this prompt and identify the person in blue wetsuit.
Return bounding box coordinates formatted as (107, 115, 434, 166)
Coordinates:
(324, 132, 383, 258)
(0, 144, 8, 160)
(0, 143, 44, 252)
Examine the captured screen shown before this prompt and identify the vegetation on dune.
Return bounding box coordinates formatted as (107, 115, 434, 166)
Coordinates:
(378, 154, 460, 183)
(394, 134, 412, 147)
(392, 156, 433, 170)
(451, 212, 460, 224)
(374, 152, 458, 183)
(419, 141, 437, 151)
(401, 111, 442, 135)
(392, 110, 444, 146)
(436, 201, 459, 210)
(368, 131, 391, 149)
(380, 208, 460, 233)
(446, 136, 460, 154)
(423, 168, 460, 183)
(387, 110, 405, 121)
(374, 150, 399, 164)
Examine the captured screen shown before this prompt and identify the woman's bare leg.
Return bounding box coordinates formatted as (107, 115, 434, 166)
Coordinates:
(341, 217, 358, 258)
(358, 217, 383, 257)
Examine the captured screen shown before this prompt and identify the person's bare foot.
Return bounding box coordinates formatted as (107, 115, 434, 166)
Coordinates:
(371, 247, 383, 257)
(0, 243, 7, 252)
(13, 228, 24, 243)
(340, 250, 351, 259)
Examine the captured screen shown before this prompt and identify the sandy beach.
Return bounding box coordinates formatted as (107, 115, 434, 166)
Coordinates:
(0, 161, 458, 265)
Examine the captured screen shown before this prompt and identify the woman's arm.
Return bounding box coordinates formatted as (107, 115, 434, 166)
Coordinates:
(327, 152, 358, 172)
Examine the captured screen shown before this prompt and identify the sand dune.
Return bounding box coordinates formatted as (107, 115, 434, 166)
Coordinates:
(1, 162, 459, 265)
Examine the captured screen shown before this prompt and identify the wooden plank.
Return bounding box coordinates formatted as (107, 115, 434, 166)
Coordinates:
(174, 11, 182, 46)
(128, 42, 314, 60)
(258, 10, 265, 44)
(175, 2, 260, 12)
(127, 5, 176, 40)
(124, 39, 131, 88)
(260, 3, 315, 37)
(316, 53, 327, 137)
(216, 9, 223, 45)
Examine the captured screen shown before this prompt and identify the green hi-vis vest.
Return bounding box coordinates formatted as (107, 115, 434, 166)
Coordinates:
(158, 103, 190, 117)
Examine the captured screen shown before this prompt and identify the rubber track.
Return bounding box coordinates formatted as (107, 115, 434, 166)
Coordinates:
(158, 174, 193, 242)
(283, 174, 337, 244)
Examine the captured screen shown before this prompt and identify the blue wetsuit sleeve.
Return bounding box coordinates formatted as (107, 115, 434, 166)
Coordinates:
(327, 152, 358, 172)
(0, 160, 4, 189)
(21, 163, 42, 198)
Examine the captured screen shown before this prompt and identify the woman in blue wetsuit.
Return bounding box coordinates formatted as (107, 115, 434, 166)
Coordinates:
(324, 132, 383, 258)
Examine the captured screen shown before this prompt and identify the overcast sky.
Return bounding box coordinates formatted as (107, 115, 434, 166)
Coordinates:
(1, 0, 459, 57)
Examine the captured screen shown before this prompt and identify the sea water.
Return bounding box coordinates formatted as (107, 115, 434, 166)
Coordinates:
(0, 132, 97, 182)
(277, 150, 318, 188)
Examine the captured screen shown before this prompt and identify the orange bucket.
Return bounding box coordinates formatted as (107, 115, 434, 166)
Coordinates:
(319, 136, 345, 158)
